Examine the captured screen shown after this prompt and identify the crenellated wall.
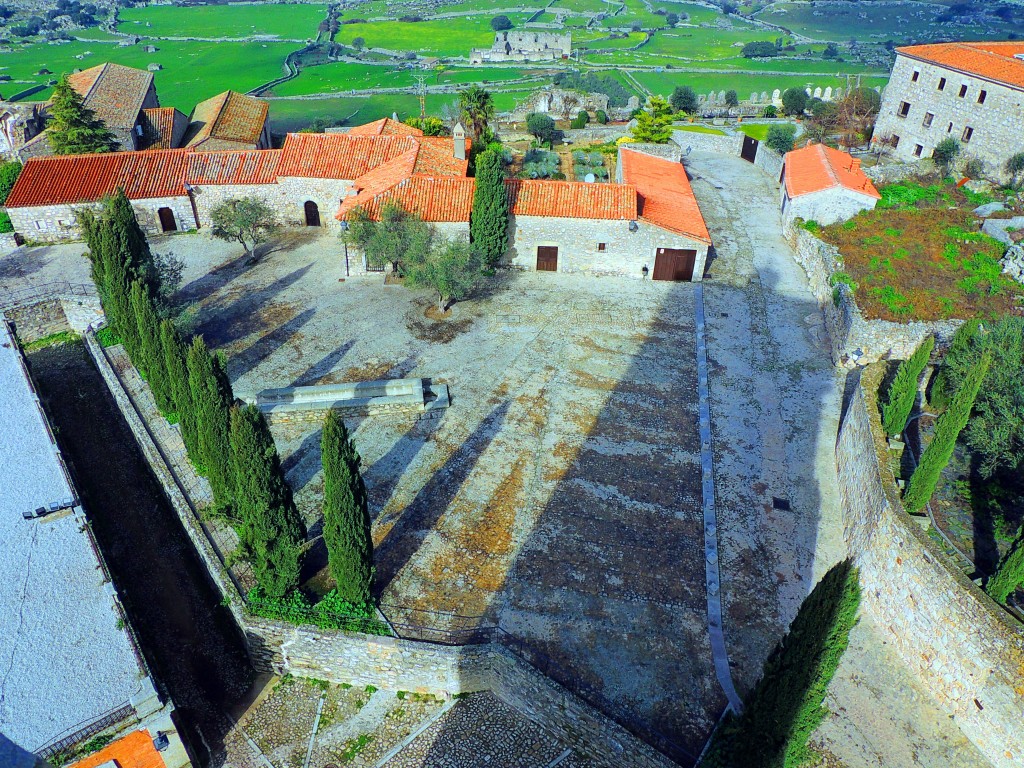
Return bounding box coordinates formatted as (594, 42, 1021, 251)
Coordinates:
(836, 382, 1024, 768)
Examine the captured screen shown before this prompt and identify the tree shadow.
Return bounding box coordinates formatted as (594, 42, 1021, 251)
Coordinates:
(289, 340, 356, 386)
(228, 307, 317, 381)
(175, 248, 263, 305)
(0, 246, 49, 281)
(373, 401, 510, 594)
(970, 457, 1024, 576)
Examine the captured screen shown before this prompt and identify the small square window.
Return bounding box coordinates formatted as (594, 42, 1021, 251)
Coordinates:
(913, 144, 923, 157)
(947, 122, 954, 133)
(962, 126, 974, 143)
(922, 112, 934, 128)
(911, 70, 920, 82)
(938, 77, 947, 91)
(892, 135, 901, 148)
(897, 101, 911, 117)
(597, 242, 607, 251)
(958, 84, 968, 98)
(978, 90, 987, 104)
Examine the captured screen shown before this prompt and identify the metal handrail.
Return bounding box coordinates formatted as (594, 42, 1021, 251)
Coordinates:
(35, 702, 137, 760)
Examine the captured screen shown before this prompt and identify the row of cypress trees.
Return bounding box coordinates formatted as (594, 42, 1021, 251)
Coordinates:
(81, 191, 306, 599)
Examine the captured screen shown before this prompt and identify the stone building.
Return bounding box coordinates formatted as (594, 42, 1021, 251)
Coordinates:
(873, 42, 1024, 182)
(780, 143, 880, 226)
(5, 117, 711, 281)
(183, 90, 271, 152)
(0, 102, 46, 160)
(509, 87, 609, 122)
(470, 30, 571, 64)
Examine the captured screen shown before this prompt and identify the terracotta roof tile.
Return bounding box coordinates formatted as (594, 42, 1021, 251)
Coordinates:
(340, 176, 476, 222)
(140, 107, 186, 150)
(783, 143, 881, 200)
(67, 729, 166, 768)
(346, 117, 423, 137)
(186, 149, 282, 185)
(505, 179, 637, 220)
(185, 91, 269, 148)
(277, 133, 419, 179)
(67, 63, 153, 130)
(897, 41, 1024, 91)
(619, 148, 711, 243)
(5, 149, 191, 208)
(414, 136, 470, 176)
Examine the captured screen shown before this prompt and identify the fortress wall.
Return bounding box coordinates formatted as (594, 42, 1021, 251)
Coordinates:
(835, 383, 1024, 768)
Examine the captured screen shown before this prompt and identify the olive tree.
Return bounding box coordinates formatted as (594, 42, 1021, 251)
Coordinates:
(210, 197, 278, 257)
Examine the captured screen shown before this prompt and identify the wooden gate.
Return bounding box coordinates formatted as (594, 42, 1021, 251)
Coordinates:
(741, 134, 759, 163)
(157, 207, 177, 232)
(652, 248, 696, 281)
(536, 245, 558, 272)
(304, 201, 321, 227)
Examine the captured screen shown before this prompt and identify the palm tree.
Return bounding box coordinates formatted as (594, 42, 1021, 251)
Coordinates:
(458, 85, 494, 140)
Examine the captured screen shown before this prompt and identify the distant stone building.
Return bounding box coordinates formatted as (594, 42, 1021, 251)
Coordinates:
(780, 143, 880, 226)
(873, 42, 1024, 182)
(470, 31, 571, 64)
(509, 87, 608, 121)
(0, 102, 46, 160)
(183, 90, 271, 152)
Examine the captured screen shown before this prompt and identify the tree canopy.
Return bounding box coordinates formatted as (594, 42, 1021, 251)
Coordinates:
(526, 112, 559, 147)
(670, 85, 699, 114)
(470, 148, 509, 267)
(210, 197, 278, 256)
(781, 87, 808, 116)
(347, 199, 433, 274)
(458, 85, 495, 141)
(490, 14, 512, 30)
(765, 123, 797, 154)
(47, 74, 117, 155)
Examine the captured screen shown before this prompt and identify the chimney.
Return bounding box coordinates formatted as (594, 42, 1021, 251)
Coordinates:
(453, 122, 466, 161)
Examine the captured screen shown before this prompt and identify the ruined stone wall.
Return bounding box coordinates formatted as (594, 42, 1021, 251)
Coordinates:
(836, 384, 1024, 768)
(508, 215, 709, 280)
(782, 186, 878, 228)
(874, 53, 1024, 183)
(788, 227, 961, 363)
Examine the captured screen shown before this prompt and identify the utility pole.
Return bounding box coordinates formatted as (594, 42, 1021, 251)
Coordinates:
(415, 73, 427, 119)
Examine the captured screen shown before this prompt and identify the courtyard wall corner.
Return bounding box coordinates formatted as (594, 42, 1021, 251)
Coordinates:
(835, 381, 1024, 768)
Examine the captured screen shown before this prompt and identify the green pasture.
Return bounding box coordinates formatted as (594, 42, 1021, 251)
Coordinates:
(118, 3, 327, 40)
(642, 27, 773, 59)
(673, 124, 726, 135)
(629, 70, 887, 100)
(754, 2, 1020, 43)
(578, 31, 647, 49)
(737, 123, 771, 141)
(549, 0, 615, 14)
(333, 15, 533, 56)
(0, 38, 291, 112)
(271, 63, 534, 97)
(535, 13, 593, 27)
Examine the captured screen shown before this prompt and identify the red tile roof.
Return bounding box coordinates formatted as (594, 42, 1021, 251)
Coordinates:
(506, 179, 637, 220)
(186, 149, 282, 186)
(140, 107, 186, 150)
(5, 149, 191, 208)
(67, 729, 165, 768)
(67, 63, 154, 130)
(340, 176, 476, 222)
(185, 91, 269, 148)
(897, 42, 1024, 91)
(277, 133, 418, 179)
(783, 143, 880, 200)
(619, 148, 711, 243)
(346, 117, 423, 137)
(414, 136, 470, 176)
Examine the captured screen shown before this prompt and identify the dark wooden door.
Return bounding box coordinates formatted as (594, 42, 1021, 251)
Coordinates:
(158, 207, 177, 232)
(741, 134, 759, 163)
(653, 248, 696, 281)
(304, 201, 321, 227)
(536, 245, 558, 272)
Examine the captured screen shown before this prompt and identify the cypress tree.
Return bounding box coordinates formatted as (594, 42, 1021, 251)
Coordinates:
(47, 74, 117, 156)
(881, 335, 934, 435)
(103, 227, 141, 358)
(987, 534, 1024, 605)
(187, 337, 234, 503)
(131, 281, 173, 413)
(321, 410, 374, 606)
(230, 404, 305, 598)
(904, 351, 991, 513)
(160, 319, 190, 426)
(469, 148, 509, 267)
(105, 189, 155, 293)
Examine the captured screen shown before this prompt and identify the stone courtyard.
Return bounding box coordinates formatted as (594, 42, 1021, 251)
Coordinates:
(0, 154, 999, 768)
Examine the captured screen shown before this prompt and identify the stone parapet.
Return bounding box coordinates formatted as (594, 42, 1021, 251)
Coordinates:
(671, 130, 743, 156)
(836, 383, 1024, 768)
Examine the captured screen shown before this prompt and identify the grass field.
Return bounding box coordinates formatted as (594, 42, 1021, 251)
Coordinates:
(737, 123, 771, 141)
(271, 63, 533, 97)
(0, 38, 291, 111)
(578, 31, 647, 49)
(674, 125, 727, 135)
(333, 15, 532, 56)
(118, 3, 326, 40)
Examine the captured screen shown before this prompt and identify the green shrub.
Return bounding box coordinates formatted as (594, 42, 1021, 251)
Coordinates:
(987, 534, 1024, 604)
(704, 560, 861, 768)
(930, 319, 981, 408)
(247, 586, 390, 634)
(800, 219, 820, 232)
(765, 123, 797, 154)
(877, 181, 943, 210)
(570, 110, 589, 129)
(904, 350, 991, 513)
(0, 210, 12, 233)
(595, 109, 608, 124)
(881, 336, 934, 435)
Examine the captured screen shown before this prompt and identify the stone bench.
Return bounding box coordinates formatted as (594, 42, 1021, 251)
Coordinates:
(240, 378, 450, 424)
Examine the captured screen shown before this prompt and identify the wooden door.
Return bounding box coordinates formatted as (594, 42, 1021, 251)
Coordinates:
(653, 248, 697, 281)
(304, 201, 321, 227)
(741, 134, 759, 163)
(157, 207, 177, 232)
(536, 245, 558, 272)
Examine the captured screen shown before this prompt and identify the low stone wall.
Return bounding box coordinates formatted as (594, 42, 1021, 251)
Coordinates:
(563, 125, 629, 144)
(863, 159, 930, 185)
(0, 232, 20, 254)
(789, 227, 961, 363)
(836, 383, 1024, 768)
(671, 130, 742, 156)
(3, 296, 103, 342)
(753, 142, 783, 179)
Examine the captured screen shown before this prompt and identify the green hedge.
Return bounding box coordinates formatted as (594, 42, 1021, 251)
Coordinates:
(987, 535, 1024, 605)
(247, 587, 390, 635)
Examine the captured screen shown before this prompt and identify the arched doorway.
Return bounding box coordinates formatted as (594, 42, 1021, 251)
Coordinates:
(157, 207, 177, 232)
(304, 201, 321, 227)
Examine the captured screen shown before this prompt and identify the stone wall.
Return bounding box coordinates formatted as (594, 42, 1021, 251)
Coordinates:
(873, 53, 1024, 183)
(671, 130, 743, 156)
(508, 215, 709, 281)
(8, 196, 196, 243)
(0, 232, 20, 254)
(836, 383, 1024, 768)
(753, 142, 783, 179)
(789, 227, 961, 363)
(863, 158, 930, 185)
(782, 186, 878, 228)
(3, 296, 103, 342)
